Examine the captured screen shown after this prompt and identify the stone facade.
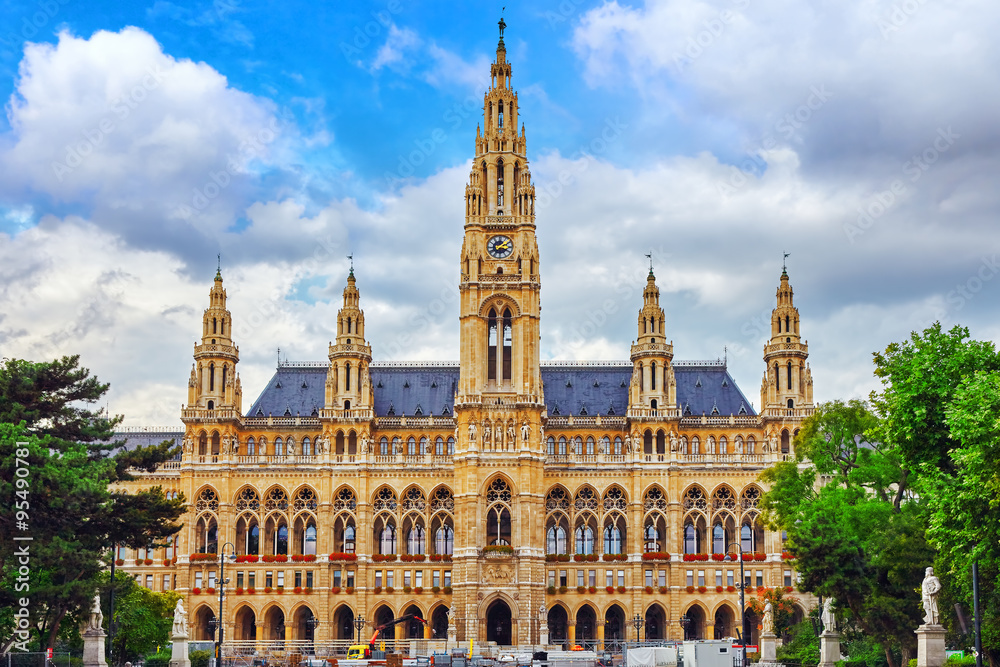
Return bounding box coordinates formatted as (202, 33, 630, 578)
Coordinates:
(114, 25, 816, 654)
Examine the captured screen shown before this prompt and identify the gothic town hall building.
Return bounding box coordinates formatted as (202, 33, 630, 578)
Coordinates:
(116, 26, 817, 655)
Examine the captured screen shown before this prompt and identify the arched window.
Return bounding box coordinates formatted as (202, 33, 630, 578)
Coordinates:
(651, 362, 657, 390)
(486, 478, 512, 546)
(275, 525, 288, 555)
(497, 159, 504, 209)
(209, 363, 215, 391)
(788, 398, 795, 409)
(380, 524, 396, 555)
(575, 525, 595, 555)
(502, 309, 512, 381)
(343, 525, 356, 553)
(435, 437, 445, 456)
(604, 524, 623, 555)
(787, 362, 792, 390)
(713, 523, 725, 554)
(247, 436, 255, 456)
(558, 436, 567, 455)
(448, 437, 455, 455)
(346, 363, 351, 391)
(303, 524, 317, 556)
(379, 437, 389, 456)
(645, 524, 660, 553)
(546, 526, 567, 555)
(498, 101, 504, 128)
(741, 524, 753, 552)
(547, 436, 555, 455)
(684, 523, 698, 554)
(781, 430, 790, 453)
(407, 525, 425, 555)
(487, 308, 498, 381)
(435, 526, 454, 555)
(248, 525, 259, 554)
(407, 437, 417, 456)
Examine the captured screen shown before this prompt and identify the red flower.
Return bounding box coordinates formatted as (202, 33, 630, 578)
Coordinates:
(235, 587, 243, 595)
(685, 586, 695, 593)
(373, 586, 382, 594)
(617, 586, 626, 593)
(645, 586, 654, 594)
(414, 587, 423, 594)
(206, 587, 216, 594)
(711, 554, 726, 562)
(588, 586, 597, 594)
(294, 586, 303, 594)
(697, 586, 707, 593)
(191, 587, 201, 594)
(247, 588, 256, 594)
(332, 586, 342, 594)
(716, 586, 724, 593)
(345, 587, 354, 594)
(606, 586, 615, 594)
(115, 559, 124, 566)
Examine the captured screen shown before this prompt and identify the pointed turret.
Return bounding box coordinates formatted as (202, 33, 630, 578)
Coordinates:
(187, 268, 241, 412)
(629, 268, 676, 415)
(325, 270, 373, 416)
(760, 268, 814, 413)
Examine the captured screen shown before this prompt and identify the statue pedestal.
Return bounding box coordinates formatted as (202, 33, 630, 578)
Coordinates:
(82, 628, 108, 667)
(540, 625, 549, 646)
(819, 631, 840, 667)
(171, 630, 192, 667)
(916, 624, 946, 667)
(760, 632, 778, 662)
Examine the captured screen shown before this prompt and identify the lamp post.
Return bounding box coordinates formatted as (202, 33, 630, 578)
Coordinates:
(725, 544, 748, 667)
(630, 613, 644, 644)
(216, 542, 236, 667)
(354, 615, 366, 642)
(306, 616, 320, 653)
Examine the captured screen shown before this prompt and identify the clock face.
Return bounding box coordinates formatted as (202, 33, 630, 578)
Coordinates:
(487, 235, 514, 259)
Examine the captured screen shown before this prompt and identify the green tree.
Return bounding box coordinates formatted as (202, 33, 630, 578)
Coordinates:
(0, 356, 185, 651)
(100, 571, 180, 664)
(760, 400, 932, 667)
(870, 325, 1000, 666)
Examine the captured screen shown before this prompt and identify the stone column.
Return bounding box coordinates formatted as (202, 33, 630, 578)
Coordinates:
(819, 631, 840, 667)
(760, 631, 778, 663)
(916, 625, 946, 667)
(597, 621, 605, 652)
(568, 620, 576, 646)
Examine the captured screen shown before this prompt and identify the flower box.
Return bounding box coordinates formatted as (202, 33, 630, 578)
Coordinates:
(573, 554, 584, 562)
(617, 586, 626, 593)
(191, 587, 201, 594)
(235, 555, 259, 563)
(645, 586, 654, 594)
(275, 587, 284, 594)
(697, 586, 707, 593)
(686, 586, 695, 593)
(659, 586, 668, 594)
(643, 552, 670, 561)
(741, 554, 754, 562)
(431, 554, 443, 562)
(274, 555, 288, 562)
(115, 559, 124, 566)
(577, 586, 586, 593)
(262, 555, 274, 563)
(190, 553, 216, 562)
(373, 586, 382, 594)
(163, 559, 173, 566)
(264, 587, 272, 593)
(413, 554, 426, 562)
(683, 554, 709, 562)
(247, 588, 256, 594)
(345, 587, 354, 594)
(756, 586, 766, 595)
(205, 587, 216, 595)
(727, 586, 736, 592)
(548, 586, 556, 594)
(401, 554, 413, 562)
(781, 552, 796, 560)
(235, 587, 244, 595)
(135, 559, 143, 565)
(754, 552, 766, 561)
(558, 586, 567, 594)
(588, 586, 597, 594)
(785, 586, 793, 593)
(606, 586, 615, 594)
(303, 555, 316, 561)
(545, 554, 556, 562)
(329, 552, 357, 561)
(403, 586, 412, 594)
(332, 586, 342, 594)
(711, 554, 726, 562)
(144, 559, 153, 565)
(294, 586, 303, 594)
(292, 555, 303, 562)
(443, 586, 452, 594)
(557, 554, 570, 562)
(414, 587, 423, 594)
(385, 586, 394, 594)
(716, 586, 724, 593)
(304, 587, 312, 593)
(484, 545, 514, 555)
(443, 555, 452, 561)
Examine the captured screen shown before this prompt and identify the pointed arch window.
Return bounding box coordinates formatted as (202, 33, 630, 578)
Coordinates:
(787, 362, 792, 391)
(275, 525, 288, 555)
(575, 526, 595, 555)
(209, 363, 215, 391)
(248, 525, 260, 555)
(435, 525, 454, 555)
(487, 308, 498, 382)
(502, 308, 512, 381)
(775, 363, 780, 390)
(651, 362, 657, 390)
(498, 101, 504, 128)
(346, 363, 351, 391)
(546, 526, 567, 555)
(497, 159, 504, 209)
(221, 364, 227, 391)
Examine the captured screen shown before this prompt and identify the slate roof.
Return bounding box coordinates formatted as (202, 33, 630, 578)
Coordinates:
(246, 360, 756, 418)
(112, 428, 185, 460)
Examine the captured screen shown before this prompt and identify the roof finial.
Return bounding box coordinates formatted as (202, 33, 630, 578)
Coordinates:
(782, 251, 790, 273)
(347, 253, 354, 277)
(645, 251, 654, 277)
(215, 253, 222, 280)
(277, 346, 281, 367)
(498, 11, 506, 42)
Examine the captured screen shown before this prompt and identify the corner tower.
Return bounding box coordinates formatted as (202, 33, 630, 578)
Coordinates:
(186, 268, 241, 413)
(457, 18, 541, 406)
(629, 268, 676, 415)
(760, 268, 814, 412)
(325, 269, 373, 416)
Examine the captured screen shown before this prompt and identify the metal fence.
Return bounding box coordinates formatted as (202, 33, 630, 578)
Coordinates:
(3, 653, 72, 667)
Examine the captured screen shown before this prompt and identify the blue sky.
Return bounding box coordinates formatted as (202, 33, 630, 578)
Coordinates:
(1, 0, 998, 424)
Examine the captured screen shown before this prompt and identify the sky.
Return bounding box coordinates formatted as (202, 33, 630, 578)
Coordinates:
(0, 0, 998, 426)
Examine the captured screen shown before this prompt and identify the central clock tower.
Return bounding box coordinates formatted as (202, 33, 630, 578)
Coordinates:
(457, 21, 541, 412)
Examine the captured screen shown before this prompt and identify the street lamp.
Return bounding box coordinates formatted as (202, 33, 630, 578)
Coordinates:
(216, 542, 237, 667)
(678, 613, 691, 639)
(354, 615, 366, 641)
(630, 613, 645, 643)
(724, 544, 749, 667)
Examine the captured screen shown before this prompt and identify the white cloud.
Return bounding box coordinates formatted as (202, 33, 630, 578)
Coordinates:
(371, 25, 421, 72)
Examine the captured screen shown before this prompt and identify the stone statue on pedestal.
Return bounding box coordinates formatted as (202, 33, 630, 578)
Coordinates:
(821, 597, 836, 632)
(921, 567, 942, 625)
(172, 600, 188, 637)
(762, 600, 774, 634)
(87, 594, 104, 631)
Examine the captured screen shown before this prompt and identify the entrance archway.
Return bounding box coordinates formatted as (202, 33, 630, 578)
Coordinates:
(714, 605, 736, 640)
(744, 608, 760, 646)
(684, 606, 706, 640)
(486, 599, 512, 646)
(234, 605, 256, 641)
(332, 605, 356, 640)
(604, 605, 626, 652)
(431, 606, 449, 640)
(644, 604, 665, 641)
(547, 606, 568, 649)
(195, 606, 216, 641)
(403, 605, 425, 639)
(576, 606, 597, 650)
(264, 606, 286, 641)
(293, 606, 317, 644)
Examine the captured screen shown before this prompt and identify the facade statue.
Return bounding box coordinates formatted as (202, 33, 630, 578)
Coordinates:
(521, 422, 530, 441)
(921, 566, 942, 625)
(735, 437, 743, 454)
(669, 432, 678, 452)
(507, 425, 515, 446)
(172, 599, 188, 636)
(287, 439, 296, 456)
(624, 435, 631, 454)
(821, 597, 836, 632)
(761, 600, 774, 634)
(86, 593, 104, 631)
(468, 423, 477, 442)
(361, 434, 369, 454)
